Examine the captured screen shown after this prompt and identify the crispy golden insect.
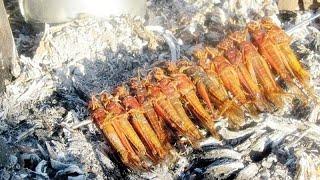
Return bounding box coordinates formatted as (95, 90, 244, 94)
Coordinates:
(154, 70, 200, 138)
(129, 78, 170, 147)
(89, 96, 142, 168)
(190, 53, 216, 113)
(178, 61, 245, 127)
(209, 50, 246, 104)
(146, 83, 203, 143)
(247, 21, 294, 83)
(247, 21, 307, 101)
(196, 47, 259, 114)
(99, 93, 150, 163)
(193, 47, 210, 69)
(217, 38, 272, 112)
(88, 18, 317, 169)
(260, 17, 311, 88)
(154, 65, 219, 138)
(199, 47, 252, 108)
(229, 30, 284, 107)
(213, 54, 259, 114)
(114, 86, 167, 161)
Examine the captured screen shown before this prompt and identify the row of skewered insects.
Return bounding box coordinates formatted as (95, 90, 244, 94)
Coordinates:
(89, 17, 315, 169)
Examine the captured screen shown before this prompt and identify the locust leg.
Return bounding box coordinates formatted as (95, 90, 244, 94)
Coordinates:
(237, 64, 273, 112)
(244, 47, 284, 108)
(113, 114, 149, 161)
(153, 95, 203, 142)
(142, 100, 170, 147)
(102, 120, 141, 168)
(183, 89, 219, 139)
(279, 44, 313, 93)
(174, 74, 219, 138)
(203, 76, 245, 126)
(89, 99, 142, 168)
(129, 109, 167, 160)
(195, 79, 215, 115)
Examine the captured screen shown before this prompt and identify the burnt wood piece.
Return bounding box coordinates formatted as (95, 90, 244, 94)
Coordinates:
(0, 0, 17, 93)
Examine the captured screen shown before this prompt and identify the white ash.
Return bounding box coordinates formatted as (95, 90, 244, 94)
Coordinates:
(0, 0, 320, 179)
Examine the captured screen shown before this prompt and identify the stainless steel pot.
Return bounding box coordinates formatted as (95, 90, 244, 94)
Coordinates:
(19, 0, 146, 23)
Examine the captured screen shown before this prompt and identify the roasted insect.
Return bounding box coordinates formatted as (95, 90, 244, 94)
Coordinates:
(89, 96, 143, 168)
(88, 18, 315, 169)
(146, 82, 203, 143)
(179, 61, 245, 127)
(217, 38, 272, 112)
(154, 65, 219, 138)
(260, 17, 314, 98)
(114, 85, 167, 161)
(229, 30, 284, 107)
(260, 17, 310, 87)
(247, 21, 294, 83)
(129, 78, 170, 148)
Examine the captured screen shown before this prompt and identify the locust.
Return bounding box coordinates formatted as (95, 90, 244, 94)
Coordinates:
(88, 18, 316, 169)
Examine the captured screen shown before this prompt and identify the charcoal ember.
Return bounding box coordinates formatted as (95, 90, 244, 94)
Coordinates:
(278, 11, 297, 23)
(8, 155, 18, 169)
(257, 168, 271, 179)
(249, 131, 287, 162)
(10, 169, 30, 179)
(35, 160, 49, 179)
(204, 32, 225, 46)
(0, 169, 11, 180)
(178, 25, 202, 45)
(181, 147, 243, 179)
(261, 155, 277, 169)
(50, 159, 84, 179)
(54, 165, 84, 179)
(274, 165, 289, 178)
(291, 98, 311, 119)
(263, 116, 298, 134)
(180, 167, 202, 180)
(235, 138, 254, 153)
(204, 10, 227, 32)
(310, 32, 320, 52)
(0, 120, 9, 134)
(197, 141, 229, 153)
(68, 175, 86, 180)
(235, 128, 268, 154)
(272, 124, 320, 178)
(19, 153, 41, 170)
(0, 137, 11, 168)
(274, 146, 297, 173)
(257, 158, 292, 179)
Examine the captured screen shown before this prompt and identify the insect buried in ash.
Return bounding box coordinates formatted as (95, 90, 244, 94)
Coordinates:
(88, 17, 317, 169)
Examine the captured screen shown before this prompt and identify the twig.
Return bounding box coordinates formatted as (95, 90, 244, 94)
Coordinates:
(15, 126, 36, 143)
(146, 25, 180, 61)
(286, 12, 320, 35)
(71, 120, 92, 130)
(288, 127, 313, 148)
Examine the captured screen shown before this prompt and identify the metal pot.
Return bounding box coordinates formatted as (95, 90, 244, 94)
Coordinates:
(19, 0, 146, 23)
